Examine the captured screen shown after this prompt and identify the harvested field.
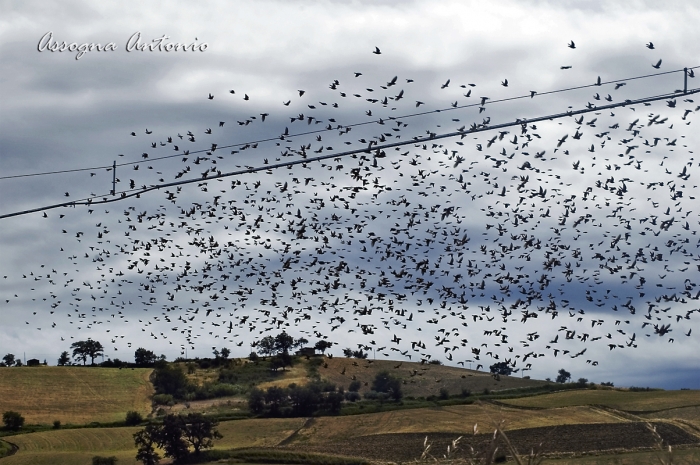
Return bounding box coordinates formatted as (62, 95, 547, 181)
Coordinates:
(501, 389, 700, 412)
(284, 422, 700, 462)
(0, 367, 153, 425)
(285, 403, 627, 445)
(637, 405, 700, 430)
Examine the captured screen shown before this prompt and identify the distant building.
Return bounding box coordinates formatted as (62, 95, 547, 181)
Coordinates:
(26, 358, 41, 367)
(295, 347, 316, 357)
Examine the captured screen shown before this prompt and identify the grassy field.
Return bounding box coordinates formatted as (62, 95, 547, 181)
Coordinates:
(500, 389, 700, 412)
(0, 366, 153, 425)
(2, 418, 305, 465)
(1, 427, 142, 465)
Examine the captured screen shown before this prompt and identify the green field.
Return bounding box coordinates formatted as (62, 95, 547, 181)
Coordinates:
(0, 366, 153, 425)
(500, 389, 700, 412)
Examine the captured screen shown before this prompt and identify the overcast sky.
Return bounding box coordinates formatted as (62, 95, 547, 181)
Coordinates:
(1, 1, 700, 389)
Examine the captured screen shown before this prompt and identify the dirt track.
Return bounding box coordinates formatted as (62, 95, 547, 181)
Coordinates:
(282, 422, 699, 461)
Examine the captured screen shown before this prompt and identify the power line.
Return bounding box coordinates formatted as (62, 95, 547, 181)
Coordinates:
(2, 86, 696, 221)
(1, 66, 696, 182)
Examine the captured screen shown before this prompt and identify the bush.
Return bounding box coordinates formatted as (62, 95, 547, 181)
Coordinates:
(125, 410, 144, 426)
(2, 411, 25, 431)
(439, 387, 450, 400)
(153, 394, 175, 406)
(92, 456, 118, 465)
(371, 371, 403, 401)
(344, 391, 361, 402)
(461, 387, 471, 398)
(248, 352, 259, 362)
(53, 420, 61, 429)
(152, 364, 190, 398)
(348, 380, 361, 392)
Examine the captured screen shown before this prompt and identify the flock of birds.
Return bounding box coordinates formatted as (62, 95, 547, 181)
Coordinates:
(2, 41, 698, 377)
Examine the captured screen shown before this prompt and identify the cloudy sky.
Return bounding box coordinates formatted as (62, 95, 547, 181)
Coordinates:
(1, 0, 699, 389)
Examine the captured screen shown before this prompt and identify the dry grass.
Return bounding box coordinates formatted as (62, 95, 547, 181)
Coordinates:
(0, 367, 153, 424)
(320, 357, 545, 399)
(255, 364, 310, 390)
(500, 389, 700, 412)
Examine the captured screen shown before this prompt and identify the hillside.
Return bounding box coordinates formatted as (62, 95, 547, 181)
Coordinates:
(0, 366, 153, 425)
(317, 356, 545, 397)
(0, 360, 699, 464)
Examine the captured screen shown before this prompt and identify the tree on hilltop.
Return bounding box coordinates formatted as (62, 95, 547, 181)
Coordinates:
(71, 339, 104, 365)
(2, 354, 15, 367)
(556, 368, 572, 383)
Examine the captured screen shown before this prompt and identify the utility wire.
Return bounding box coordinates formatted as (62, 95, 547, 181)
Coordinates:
(1, 86, 696, 221)
(1, 66, 696, 182)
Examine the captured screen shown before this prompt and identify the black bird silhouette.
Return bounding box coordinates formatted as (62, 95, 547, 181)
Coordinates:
(372, 46, 381, 55)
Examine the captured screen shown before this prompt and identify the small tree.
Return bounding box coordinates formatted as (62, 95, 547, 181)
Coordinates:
(57, 351, 70, 366)
(489, 361, 513, 376)
(3, 411, 25, 431)
(371, 371, 403, 401)
(248, 388, 266, 414)
(71, 339, 104, 365)
(220, 347, 230, 360)
(314, 340, 333, 354)
(256, 336, 276, 357)
(134, 424, 161, 465)
(152, 364, 190, 398)
(2, 354, 15, 367)
(159, 414, 189, 462)
(181, 413, 222, 455)
(556, 368, 572, 384)
(134, 348, 158, 367)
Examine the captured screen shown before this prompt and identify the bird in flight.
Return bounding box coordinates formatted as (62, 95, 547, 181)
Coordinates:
(568, 40, 576, 49)
(373, 46, 381, 55)
(652, 59, 662, 69)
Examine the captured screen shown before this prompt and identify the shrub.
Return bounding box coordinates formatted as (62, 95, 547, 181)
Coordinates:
(152, 364, 189, 398)
(125, 410, 144, 426)
(92, 456, 118, 465)
(461, 387, 471, 398)
(344, 391, 361, 402)
(248, 388, 265, 414)
(370, 371, 403, 401)
(348, 380, 361, 392)
(248, 352, 259, 362)
(2, 411, 25, 431)
(153, 394, 175, 406)
(439, 387, 449, 400)
(53, 420, 61, 429)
